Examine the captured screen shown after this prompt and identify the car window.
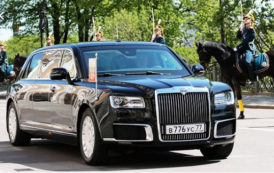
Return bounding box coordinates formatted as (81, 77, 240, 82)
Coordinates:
(81, 46, 189, 76)
(39, 49, 62, 79)
(60, 49, 76, 78)
(24, 52, 43, 79)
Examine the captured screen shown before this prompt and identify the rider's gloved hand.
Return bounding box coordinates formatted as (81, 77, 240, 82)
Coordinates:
(233, 47, 238, 51)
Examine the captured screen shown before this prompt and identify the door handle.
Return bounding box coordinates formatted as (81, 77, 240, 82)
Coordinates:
(50, 86, 56, 92)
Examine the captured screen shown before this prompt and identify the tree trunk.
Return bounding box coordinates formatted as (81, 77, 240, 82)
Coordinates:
(84, 18, 90, 42)
(63, 0, 71, 43)
(51, 1, 61, 44)
(73, 0, 84, 42)
(219, 0, 225, 44)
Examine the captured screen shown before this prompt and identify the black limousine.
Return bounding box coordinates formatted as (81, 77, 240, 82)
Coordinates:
(6, 42, 236, 165)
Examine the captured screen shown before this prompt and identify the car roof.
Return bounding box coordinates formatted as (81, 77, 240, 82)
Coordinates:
(32, 41, 167, 54)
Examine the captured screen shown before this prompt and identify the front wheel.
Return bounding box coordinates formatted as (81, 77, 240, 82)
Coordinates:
(79, 108, 108, 165)
(7, 102, 31, 146)
(200, 143, 234, 159)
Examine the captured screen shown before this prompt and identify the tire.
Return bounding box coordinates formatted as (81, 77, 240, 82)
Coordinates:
(200, 143, 234, 159)
(79, 108, 108, 165)
(7, 102, 31, 146)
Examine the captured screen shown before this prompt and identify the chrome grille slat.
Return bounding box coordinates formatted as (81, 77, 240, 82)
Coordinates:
(156, 91, 210, 141)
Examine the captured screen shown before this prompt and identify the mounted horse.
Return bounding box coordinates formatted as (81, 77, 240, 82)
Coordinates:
(0, 54, 27, 83)
(196, 42, 274, 119)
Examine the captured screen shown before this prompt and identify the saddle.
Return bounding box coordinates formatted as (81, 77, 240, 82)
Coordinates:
(235, 52, 270, 74)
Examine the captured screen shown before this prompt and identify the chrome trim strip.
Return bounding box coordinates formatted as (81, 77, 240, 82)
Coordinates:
(214, 118, 236, 138)
(155, 86, 211, 142)
(20, 124, 77, 136)
(103, 123, 153, 142)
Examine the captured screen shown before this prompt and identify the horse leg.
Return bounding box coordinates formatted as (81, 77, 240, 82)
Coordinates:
(232, 79, 245, 119)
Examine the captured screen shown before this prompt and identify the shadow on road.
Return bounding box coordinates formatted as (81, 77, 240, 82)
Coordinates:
(0, 140, 219, 171)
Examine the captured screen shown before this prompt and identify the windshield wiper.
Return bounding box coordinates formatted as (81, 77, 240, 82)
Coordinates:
(125, 71, 169, 75)
(98, 73, 124, 77)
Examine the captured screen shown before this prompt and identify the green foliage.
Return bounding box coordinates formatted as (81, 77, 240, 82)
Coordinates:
(103, 8, 151, 41)
(5, 35, 41, 64)
(172, 46, 199, 65)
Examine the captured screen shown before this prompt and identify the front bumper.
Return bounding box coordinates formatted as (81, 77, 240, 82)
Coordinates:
(102, 117, 236, 149)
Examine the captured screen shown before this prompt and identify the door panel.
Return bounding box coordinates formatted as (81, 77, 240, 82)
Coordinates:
(17, 53, 43, 125)
(13, 82, 33, 123)
(24, 49, 62, 129)
(47, 49, 77, 132)
(49, 81, 75, 132)
(30, 81, 52, 127)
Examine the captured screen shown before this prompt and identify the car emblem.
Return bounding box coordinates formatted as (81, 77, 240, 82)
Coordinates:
(180, 88, 187, 95)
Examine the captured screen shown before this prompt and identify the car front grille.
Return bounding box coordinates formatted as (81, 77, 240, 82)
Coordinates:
(156, 90, 210, 142)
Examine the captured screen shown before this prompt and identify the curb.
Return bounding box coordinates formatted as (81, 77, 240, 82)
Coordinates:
(236, 104, 274, 109)
(243, 92, 274, 96)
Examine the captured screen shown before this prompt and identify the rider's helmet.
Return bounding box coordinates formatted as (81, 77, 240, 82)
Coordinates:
(96, 30, 104, 41)
(243, 13, 255, 24)
(155, 24, 165, 37)
(46, 35, 55, 45)
(0, 42, 6, 49)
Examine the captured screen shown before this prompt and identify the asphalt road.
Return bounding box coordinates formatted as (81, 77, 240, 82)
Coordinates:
(1, 100, 274, 172)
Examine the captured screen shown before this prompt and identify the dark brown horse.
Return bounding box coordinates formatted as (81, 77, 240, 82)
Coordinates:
(196, 42, 274, 119)
(0, 54, 27, 83)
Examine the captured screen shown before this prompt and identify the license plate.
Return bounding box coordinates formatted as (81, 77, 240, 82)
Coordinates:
(166, 123, 206, 134)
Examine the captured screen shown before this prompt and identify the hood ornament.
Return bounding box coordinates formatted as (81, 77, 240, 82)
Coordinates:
(180, 88, 187, 95)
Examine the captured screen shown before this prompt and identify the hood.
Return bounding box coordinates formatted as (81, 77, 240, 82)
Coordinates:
(98, 75, 217, 97)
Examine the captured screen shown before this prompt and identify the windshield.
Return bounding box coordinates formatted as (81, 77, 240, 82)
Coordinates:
(81, 46, 190, 76)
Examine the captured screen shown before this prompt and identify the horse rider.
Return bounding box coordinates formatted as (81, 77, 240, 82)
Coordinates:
(45, 35, 54, 46)
(235, 12, 257, 82)
(0, 43, 8, 76)
(151, 25, 166, 44)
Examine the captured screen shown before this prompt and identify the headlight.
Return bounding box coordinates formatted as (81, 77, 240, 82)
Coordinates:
(110, 96, 145, 108)
(214, 91, 234, 106)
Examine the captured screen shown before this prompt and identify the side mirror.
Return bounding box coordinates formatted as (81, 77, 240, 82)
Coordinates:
(191, 64, 205, 76)
(50, 67, 72, 84)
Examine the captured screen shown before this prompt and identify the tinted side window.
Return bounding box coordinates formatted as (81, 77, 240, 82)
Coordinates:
(39, 49, 62, 79)
(60, 49, 76, 78)
(24, 53, 43, 79)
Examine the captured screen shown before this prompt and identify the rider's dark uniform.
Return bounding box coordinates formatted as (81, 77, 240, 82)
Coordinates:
(236, 14, 257, 81)
(153, 36, 166, 44)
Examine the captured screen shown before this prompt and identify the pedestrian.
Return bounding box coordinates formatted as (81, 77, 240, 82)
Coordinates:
(151, 25, 165, 44)
(0, 43, 8, 76)
(235, 12, 256, 82)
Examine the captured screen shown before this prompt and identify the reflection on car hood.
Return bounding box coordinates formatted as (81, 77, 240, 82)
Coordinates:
(99, 75, 216, 97)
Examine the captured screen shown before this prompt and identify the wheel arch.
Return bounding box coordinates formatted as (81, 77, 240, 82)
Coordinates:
(6, 98, 18, 133)
(76, 103, 102, 140)
(6, 98, 15, 120)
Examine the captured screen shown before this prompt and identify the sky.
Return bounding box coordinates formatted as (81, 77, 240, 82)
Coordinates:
(0, 28, 13, 41)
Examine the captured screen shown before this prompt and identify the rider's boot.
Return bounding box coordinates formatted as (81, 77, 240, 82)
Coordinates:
(246, 63, 255, 84)
(238, 111, 245, 119)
